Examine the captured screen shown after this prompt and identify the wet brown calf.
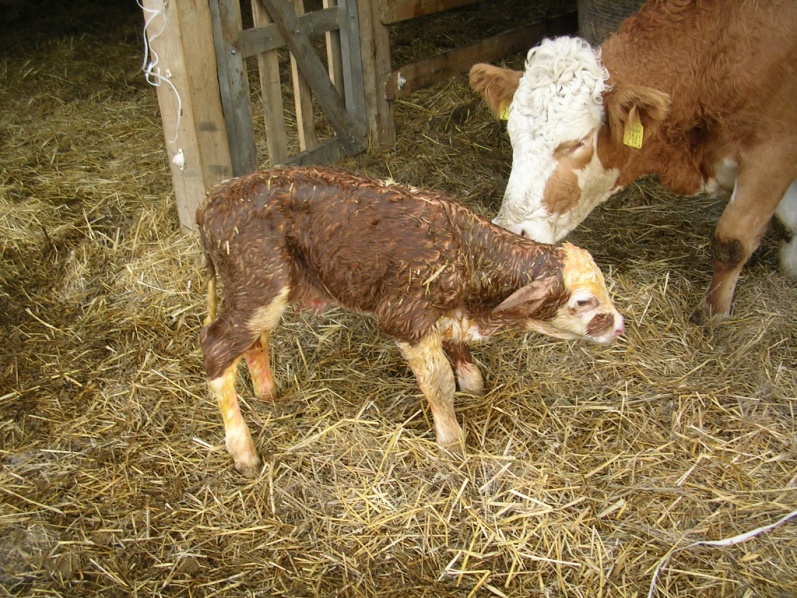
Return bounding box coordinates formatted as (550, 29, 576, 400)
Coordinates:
(197, 166, 623, 477)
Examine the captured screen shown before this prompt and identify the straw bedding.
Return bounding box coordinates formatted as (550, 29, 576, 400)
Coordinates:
(1, 1, 796, 596)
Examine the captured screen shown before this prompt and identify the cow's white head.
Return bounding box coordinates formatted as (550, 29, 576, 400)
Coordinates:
(471, 37, 618, 242)
(503, 37, 616, 242)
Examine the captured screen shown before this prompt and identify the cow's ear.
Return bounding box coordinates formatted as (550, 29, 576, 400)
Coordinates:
(605, 84, 671, 147)
(469, 64, 523, 120)
(493, 280, 551, 315)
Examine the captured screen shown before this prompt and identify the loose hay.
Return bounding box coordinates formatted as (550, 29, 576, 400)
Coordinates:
(1, 1, 796, 597)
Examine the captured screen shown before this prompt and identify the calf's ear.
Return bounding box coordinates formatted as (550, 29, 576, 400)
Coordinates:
(469, 64, 523, 120)
(605, 83, 671, 147)
(493, 280, 550, 315)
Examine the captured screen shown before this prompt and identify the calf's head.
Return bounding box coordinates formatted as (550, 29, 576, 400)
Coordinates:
(494, 243, 623, 344)
(470, 36, 669, 243)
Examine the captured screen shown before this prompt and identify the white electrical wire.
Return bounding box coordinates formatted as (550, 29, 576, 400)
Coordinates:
(648, 507, 797, 597)
(137, 0, 182, 144)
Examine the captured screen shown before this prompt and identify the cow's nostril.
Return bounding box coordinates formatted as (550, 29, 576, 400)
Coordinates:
(519, 229, 527, 238)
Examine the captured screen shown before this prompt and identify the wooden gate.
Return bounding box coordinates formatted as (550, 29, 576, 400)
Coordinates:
(142, 0, 576, 232)
(142, 0, 369, 232)
(213, 0, 368, 173)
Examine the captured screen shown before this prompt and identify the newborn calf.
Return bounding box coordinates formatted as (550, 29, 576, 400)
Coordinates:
(197, 166, 623, 476)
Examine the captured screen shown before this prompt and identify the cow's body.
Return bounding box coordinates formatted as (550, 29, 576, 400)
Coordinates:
(469, 0, 797, 322)
(197, 167, 623, 476)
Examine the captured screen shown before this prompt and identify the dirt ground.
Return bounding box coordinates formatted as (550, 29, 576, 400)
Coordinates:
(1, 1, 796, 596)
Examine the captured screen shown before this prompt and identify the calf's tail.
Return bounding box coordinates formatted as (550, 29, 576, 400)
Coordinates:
(196, 209, 219, 327)
(204, 261, 218, 327)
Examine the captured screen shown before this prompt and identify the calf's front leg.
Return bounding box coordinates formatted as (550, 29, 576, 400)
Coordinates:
(244, 331, 275, 399)
(398, 333, 464, 451)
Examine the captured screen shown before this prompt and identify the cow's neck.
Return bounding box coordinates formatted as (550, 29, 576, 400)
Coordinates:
(596, 117, 706, 196)
(598, 21, 718, 197)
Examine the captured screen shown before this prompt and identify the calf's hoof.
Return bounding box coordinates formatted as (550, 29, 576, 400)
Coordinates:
(226, 431, 261, 478)
(435, 427, 466, 457)
(233, 452, 262, 478)
(456, 362, 485, 395)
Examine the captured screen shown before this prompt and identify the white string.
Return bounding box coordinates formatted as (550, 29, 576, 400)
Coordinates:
(137, 0, 182, 144)
(648, 508, 797, 597)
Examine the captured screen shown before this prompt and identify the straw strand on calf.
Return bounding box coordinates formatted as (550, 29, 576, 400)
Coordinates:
(196, 166, 623, 477)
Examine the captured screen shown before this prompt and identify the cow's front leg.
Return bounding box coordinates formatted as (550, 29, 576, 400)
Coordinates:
(693, 147, 795, 324)
(398, 334, 464, 451)
(443, 340, 484, 395)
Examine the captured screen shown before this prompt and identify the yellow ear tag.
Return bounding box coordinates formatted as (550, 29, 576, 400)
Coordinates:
(623, 105, 644, 149)
(499, 102, 510, 121)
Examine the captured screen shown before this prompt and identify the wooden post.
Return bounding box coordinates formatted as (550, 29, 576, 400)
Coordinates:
(323, 0, 344, 94)
(252, 0, 290, 164)
(337, 0, 367, 119)
(357, 0, 395, 145)
(210, 0, 258, 176)
(141, 0, 234, 233)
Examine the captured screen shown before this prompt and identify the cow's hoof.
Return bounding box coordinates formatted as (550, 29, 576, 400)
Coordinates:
(689, 302, 729, 326)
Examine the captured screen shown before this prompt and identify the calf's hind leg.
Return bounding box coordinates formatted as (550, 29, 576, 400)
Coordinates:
(207, 356, 260, 477)
(201, 287, 290, 477)
(399, 333, 464, 451)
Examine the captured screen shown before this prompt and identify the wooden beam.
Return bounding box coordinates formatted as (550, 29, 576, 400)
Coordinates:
(235, 8, 339, 58)
(378, 0, 479, 25)
(210, 0, 258, 176)
(142, 0, 233, 233)
(290, 0, 318, 152)
(387, 12, 578, 100)
(261, 0, 367, 154)
(281, 137, 347, 166)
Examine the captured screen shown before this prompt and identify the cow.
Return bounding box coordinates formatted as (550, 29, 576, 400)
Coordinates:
(196, 166, 623, 476)
(469, 0, 797, 323)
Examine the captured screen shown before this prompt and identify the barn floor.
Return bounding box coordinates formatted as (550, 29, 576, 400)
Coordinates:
(2, 1, 796, 597)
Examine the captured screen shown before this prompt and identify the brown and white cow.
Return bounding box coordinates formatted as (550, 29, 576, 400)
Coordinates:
(197, 166, 623, 476)
(469, 0, 797, 323)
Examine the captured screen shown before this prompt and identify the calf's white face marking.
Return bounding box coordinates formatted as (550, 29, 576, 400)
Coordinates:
(526, 243, 624, 344)
(493, 37, 620, 243)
